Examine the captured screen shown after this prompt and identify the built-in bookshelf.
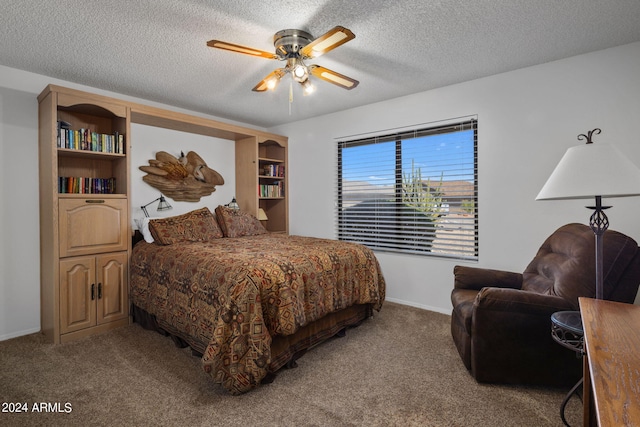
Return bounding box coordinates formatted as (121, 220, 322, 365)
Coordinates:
(236, 137, 289, 233)
(257, 140, 287, 232)
(259, 163, 285, 197)
(38, 85, 131, 344)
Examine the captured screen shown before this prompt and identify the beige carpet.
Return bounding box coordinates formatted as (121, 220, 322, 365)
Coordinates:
(0, 302, 581, 426)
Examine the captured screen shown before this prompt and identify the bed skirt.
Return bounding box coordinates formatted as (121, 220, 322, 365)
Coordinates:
(132, 303, 373, 380)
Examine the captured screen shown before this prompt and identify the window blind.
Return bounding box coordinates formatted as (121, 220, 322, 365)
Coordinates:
(337, 118, 478, 259)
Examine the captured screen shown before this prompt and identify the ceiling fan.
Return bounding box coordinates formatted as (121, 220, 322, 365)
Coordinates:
(207, 26, 359, 94)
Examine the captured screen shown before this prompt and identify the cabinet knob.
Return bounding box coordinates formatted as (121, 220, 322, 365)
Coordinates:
(91, 283, 95, 300)
(98, 283, 102, 299)
(85, 200, 105, 204)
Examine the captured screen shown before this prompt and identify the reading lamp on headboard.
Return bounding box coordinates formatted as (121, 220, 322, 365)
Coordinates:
(141, 194, 173, 217)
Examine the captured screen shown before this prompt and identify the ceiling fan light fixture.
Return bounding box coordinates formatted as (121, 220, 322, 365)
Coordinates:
(286, 57, 309, 83)
(266, 77, 280, 90)
(209, 26, 359, 93)
(301, 79, 315, 94)
(292, 64, 308, 81)
(252, 68, 285, 92)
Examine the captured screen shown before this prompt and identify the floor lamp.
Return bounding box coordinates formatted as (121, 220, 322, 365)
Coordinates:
(536, 129, 640, 299)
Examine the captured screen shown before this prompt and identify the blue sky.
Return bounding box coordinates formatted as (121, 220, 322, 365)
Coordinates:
(341, 130, 475, 187)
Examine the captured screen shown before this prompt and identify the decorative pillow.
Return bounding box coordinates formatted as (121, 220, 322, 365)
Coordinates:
(215, 205, 267, 238)
(148, 207, 223, 245)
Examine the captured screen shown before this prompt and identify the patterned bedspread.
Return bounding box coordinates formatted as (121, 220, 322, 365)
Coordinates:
(130, 233, 385, 394)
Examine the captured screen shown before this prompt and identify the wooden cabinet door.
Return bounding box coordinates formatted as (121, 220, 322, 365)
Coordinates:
(96, 252, 128, 325)
(60, 256, 96, 334)
(59, 198, 128, 257)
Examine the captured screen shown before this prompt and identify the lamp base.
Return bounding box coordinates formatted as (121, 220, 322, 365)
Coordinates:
(586, 195, 609, 300)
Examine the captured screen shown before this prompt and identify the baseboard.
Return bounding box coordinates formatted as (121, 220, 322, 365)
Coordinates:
(0, 326, 41, 342)
(385, 297, 452, 315)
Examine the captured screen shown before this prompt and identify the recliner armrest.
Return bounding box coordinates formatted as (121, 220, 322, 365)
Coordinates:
(453, 265, 523, 291)
(475, 287, 573, 316)
(470, 286, 580, 386)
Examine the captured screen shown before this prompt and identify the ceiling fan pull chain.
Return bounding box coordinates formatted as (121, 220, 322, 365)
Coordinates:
(289, 79, 293, 115)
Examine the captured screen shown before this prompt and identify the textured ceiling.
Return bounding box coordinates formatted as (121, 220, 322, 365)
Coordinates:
(2, 1, 640, 128)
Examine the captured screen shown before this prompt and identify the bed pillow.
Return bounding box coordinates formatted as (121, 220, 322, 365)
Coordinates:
(148, 207, 223, 245)
(134, 217, 160, 243)
(215, 205, 268, 238)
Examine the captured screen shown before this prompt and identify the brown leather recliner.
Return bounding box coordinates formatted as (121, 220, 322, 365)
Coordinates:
(451, 223, 640, 387)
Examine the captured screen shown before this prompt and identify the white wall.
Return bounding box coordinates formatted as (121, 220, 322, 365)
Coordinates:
(270, 41, 640, 313)
(1, 41, 639, 340)
(0, 86, 40, 339)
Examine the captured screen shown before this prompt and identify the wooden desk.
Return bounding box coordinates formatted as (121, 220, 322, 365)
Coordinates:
(579, 297, 640, 426)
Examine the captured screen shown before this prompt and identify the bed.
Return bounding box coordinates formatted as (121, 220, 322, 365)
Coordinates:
(130, 206, 386, 394)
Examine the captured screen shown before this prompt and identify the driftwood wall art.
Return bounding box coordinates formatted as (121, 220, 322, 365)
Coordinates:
(139, 151, 224, 202)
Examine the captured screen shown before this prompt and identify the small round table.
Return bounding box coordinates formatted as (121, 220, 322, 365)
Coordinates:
(551, 311, 584, 427)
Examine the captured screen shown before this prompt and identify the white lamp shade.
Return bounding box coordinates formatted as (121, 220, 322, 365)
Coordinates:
(536, 142, 640, 201)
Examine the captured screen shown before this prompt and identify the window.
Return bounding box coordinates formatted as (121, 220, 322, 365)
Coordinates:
(337, 118, 478, 259)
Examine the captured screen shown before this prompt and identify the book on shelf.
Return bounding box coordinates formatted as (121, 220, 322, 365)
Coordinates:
(58, 176, 116, 194)
(56, 121, 125, 154)
(258, 182, 284, 198)
(262, 164, 285, 177)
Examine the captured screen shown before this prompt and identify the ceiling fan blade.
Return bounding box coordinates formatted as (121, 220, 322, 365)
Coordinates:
(300, 26, 355, 59)
(207, 40, 278, 60)
(309, 65, 359, 90)
(252, 69, 287, 92)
